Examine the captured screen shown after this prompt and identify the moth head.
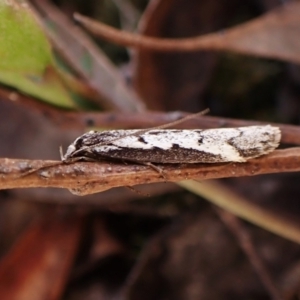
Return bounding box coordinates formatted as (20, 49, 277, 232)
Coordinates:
(62, 131, 99, 163)
(62, 144, 77, 162)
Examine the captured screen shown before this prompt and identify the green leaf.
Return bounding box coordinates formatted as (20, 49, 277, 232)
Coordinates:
(0, 0, 76, 108)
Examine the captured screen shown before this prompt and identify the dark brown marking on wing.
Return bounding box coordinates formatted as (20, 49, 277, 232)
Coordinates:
(88, 145, 223, 163)
(226, 129, 266, 158)
(198, 137, 204, 144)
(138, 136, 147, 144)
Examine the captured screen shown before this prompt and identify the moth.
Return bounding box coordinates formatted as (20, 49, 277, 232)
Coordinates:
(62, 125, 281, 164)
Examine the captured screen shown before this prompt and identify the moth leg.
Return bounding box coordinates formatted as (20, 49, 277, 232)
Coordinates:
(142, 162, 167, 180)
(118, 159, 166, 178)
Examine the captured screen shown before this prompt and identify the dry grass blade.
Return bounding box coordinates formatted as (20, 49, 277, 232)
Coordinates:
(30, 0, 145, 112)
(180, 179, 300, 245)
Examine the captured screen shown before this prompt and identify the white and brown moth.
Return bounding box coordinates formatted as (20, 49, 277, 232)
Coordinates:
(62, 125, 281, 164)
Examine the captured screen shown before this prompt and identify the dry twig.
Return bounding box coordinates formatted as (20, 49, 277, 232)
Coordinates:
(1, 148, 300, 195)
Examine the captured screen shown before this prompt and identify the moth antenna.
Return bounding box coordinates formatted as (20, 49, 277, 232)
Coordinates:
(150, 108, 210, 130)
(113, 108, 210, 141)
(91, 109, 210, 147)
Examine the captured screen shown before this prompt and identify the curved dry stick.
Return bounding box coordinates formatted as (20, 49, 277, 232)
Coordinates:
(73, 3, 300, 64)
(1, 148, 300, 195)
(73, 13, 227, 52)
